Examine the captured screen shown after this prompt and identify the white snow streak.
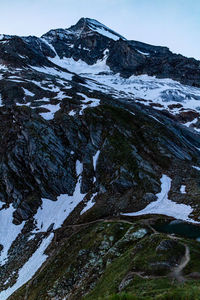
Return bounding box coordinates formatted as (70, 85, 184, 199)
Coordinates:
(0, 204, 25, 265)
(23, 88, 34, 97)
(193, 166, 200, 171)
(0, 233, 54, 300)
(93, 150, 100, 171)
(0, 94, 3, 106)
(136, 49, 150, 56)
(76, 160, 83, 176)
(81, 193, 97, 215)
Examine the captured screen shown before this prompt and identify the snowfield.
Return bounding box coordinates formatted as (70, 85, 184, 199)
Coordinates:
(87, 73, 200, 116)
(1, 46, 200, 128)
(122, 174, 195, 223)
(45, 53, 200, 129)
(48, 50, 110, 75)
(46, 50, 200, 120)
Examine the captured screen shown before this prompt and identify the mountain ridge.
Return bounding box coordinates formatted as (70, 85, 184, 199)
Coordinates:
(1, 17, 200, 86)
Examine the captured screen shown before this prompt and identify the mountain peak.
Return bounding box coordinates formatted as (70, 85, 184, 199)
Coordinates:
(42, 17, 125, 44)
(68, 17, 126, 41)
(76, 17, 110, 28)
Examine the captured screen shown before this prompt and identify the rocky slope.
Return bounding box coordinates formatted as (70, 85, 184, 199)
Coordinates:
(0, 18, 200, 299)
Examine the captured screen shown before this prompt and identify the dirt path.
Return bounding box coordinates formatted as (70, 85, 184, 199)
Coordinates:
(64, 218, 134, 229)
(171, 244, 190, 283)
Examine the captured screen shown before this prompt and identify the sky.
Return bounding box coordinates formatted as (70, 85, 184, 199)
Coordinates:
(0, 0, 200, 59)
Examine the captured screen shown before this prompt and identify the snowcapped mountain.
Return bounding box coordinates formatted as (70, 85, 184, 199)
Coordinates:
(0, 18, 200, 299)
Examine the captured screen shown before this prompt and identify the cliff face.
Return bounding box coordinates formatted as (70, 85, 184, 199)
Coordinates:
(0, 18, 200, 300)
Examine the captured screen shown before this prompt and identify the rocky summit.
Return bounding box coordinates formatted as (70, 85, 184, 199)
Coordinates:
(0, 17, 200, 300)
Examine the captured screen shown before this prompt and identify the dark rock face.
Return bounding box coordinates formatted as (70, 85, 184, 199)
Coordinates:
(0, 99, 199, 224)
(0, 17, 200, 223)
(107, 40, 147, 76)
(0, 108, 76, 222)
(107, 39, 200, 86)
(0, 36, 54, 68)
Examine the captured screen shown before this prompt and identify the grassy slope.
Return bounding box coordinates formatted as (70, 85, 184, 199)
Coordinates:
(9, 219, 200, 300)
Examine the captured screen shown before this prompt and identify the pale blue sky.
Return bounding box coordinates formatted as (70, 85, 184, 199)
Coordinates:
(0, 0, 200, 59)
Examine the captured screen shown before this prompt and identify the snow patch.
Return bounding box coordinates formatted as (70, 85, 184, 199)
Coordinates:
(0, 94, 3, 107)
(122, 174, 194, 222)
(79, 98, 100, 115)
(0, 64, 8, 72)
(81, 192, 97, 215)
(0, 233, 54, 300)
(77, 93, 100, 115)
(48, 55, 110, 75)
(69, 110, 76, 116)
(33, 167, 85, 233)
(39, 103, 61, 120)
(185, 118, 198, 128)
(23, 88, 35, 97)
(180, 185, 186, 194)
(0, 204, 25, 265)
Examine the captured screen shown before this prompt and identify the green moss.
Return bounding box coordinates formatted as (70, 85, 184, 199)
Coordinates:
(132, 234, 185, 275)
(84, 248, 133, 300)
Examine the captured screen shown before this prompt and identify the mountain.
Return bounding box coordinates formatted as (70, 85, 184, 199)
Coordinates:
(0, 18, 200, 299)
